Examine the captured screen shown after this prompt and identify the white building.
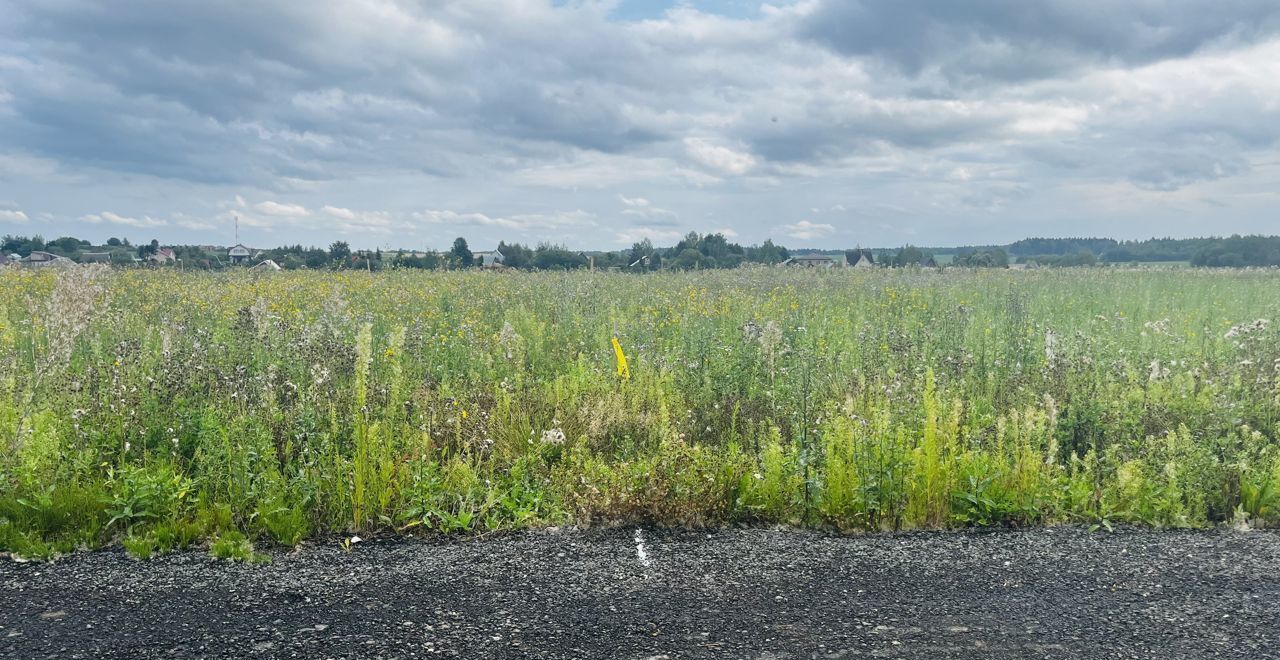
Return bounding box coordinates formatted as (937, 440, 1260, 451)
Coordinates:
(228, 244, 252, 264)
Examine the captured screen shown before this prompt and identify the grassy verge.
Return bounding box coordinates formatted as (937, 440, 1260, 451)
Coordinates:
(3, 266, 1280, 559)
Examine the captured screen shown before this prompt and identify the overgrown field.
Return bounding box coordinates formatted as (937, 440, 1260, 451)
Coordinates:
(3, 266, 1280, 559)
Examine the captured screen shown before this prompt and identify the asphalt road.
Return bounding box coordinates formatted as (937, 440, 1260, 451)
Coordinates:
(2, 526, 1278, 659)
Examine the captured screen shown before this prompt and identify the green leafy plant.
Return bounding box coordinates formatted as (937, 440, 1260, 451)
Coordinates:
(210, 529, 268, 563)
(122, 533, 158, 560)
(102, 464, 191, 535)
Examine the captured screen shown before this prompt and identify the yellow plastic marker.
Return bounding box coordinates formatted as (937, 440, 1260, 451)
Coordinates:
(612, 336, 630, 380)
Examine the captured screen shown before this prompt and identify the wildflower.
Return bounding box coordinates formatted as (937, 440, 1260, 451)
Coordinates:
(1143, 318, 1171, 335)
(540, 428, 566, 445)
(1226, 319, 1270, 341)
(498, 321, 522, 360)
(759, 320, 783, 370)
(42, 264, 107, 371)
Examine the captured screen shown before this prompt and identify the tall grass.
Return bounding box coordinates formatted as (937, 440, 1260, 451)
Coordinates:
(2, 266, 1280, 558)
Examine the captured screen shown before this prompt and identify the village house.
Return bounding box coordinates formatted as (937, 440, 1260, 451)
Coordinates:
(473, 250, 506, 268)
(848, 250, 876, 268)
(780, 254, 845, 268)
(80, 252, 112, 264)
(21, 251, 74, 268)
(228, 244, 252, 264)
(147, 248, 176, 263)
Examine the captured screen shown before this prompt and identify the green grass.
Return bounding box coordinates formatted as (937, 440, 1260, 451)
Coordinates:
(3, 266, 1280, 558)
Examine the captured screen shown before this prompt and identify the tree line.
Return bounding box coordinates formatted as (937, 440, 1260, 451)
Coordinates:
(10, 232, 1280, 270)
(1002, 235, 1280, 266)
(2, 231, 793, 271)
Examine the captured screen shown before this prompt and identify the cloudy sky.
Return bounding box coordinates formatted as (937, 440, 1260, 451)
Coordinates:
(1, 0, 1279, 250)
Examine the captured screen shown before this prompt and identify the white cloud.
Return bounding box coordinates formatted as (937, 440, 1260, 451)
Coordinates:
(414, 209, 596, 232)
(615, 226, 685, 245)
(683, 138, 757, 175)
(415, 209, 525, 230)
(327, 209, 398, 235)
(322, 205, 357, 220)
(619, 194, 678, 221)
(81, 211, 167, 227)
(0, 209, 28, 223)
(254, 201, 310, 217)
(174, 213, 216, 231)
(778, 220, 835, 240)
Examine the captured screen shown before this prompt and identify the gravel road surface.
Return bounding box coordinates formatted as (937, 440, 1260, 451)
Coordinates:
(2, 526, 1278, 659)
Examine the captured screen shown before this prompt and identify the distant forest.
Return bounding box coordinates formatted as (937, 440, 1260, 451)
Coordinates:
(929, 235, 1280, 268)
(6, 232, 1280, 270)
(1012, 235, 1280, 267)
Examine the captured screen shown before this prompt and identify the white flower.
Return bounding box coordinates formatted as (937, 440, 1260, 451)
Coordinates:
(540, 428, 566, 445)
(1143, 318, 1171, 335)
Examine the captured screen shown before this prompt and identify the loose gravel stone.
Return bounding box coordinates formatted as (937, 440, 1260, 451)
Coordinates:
(1, 526, 1277, 658)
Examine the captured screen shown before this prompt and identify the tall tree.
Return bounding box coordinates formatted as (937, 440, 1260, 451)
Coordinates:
(451, 237, 473, 267)
(328, 240, 351, 262)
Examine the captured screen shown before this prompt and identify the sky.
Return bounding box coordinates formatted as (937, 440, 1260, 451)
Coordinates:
(1, 1, 1279, 251)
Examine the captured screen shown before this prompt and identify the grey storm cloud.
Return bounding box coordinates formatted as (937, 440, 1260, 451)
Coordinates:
(0, 0, 1278, 249)
(799, 0, 1280, 83)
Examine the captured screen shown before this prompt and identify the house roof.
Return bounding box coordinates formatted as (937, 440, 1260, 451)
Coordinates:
(24, 251, 69, 261)
(228, 244, 252, 255)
